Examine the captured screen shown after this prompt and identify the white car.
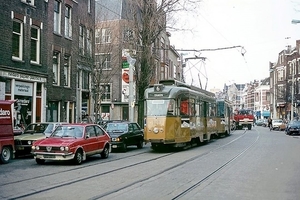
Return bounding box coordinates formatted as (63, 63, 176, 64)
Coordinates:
(272, 119, 286, 131)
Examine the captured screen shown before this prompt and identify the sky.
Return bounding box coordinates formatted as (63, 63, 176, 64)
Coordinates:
(169, 0, 300, 90)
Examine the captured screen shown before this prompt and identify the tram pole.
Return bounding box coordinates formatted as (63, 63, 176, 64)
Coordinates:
(126, 53, 136, 122)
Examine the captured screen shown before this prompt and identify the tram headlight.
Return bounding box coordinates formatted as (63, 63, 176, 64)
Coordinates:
(153, 127, 159, 134)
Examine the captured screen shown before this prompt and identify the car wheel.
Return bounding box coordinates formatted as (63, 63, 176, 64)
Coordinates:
(101, 145, 109, 159)
(74, 150, 83, 165)
(36, 158, 45, 165)
(137, 139, 144, 149)
(0, 146, 12, 164)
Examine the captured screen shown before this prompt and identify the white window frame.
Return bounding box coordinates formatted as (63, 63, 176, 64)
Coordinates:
(21, 0, 35, 6)
(79, 25, 85, 55)
(53, 52, 60, 85)
(30, 25, 40, 64)
(101, 28, 111, 43)
(100, 83, 112, 102)
(95, 53, 111, 70)
(64, 55, 71, 87)
(87, 29, 92, 56)
(88, 0, 91, 13)
(54, 0, 61, 34)
(64, 5, 72, 38)
(12, 20, 23, 61)
(95, 28, 100, 44)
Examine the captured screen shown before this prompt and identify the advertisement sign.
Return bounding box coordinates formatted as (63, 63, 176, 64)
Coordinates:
(14, 81, 33, 96)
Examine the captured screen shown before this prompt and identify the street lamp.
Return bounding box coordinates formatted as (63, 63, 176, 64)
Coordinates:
(125, 53, 136, 122)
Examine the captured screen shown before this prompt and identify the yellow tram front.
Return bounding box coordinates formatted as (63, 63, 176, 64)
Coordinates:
(144, 80, 216, 150)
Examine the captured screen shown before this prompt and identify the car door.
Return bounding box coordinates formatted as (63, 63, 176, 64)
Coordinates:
(131, 123, 143, 144)
(84, 125, 98, 154)
(94, 125, 106, 150)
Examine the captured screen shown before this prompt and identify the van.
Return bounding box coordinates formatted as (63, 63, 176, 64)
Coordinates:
(0, 100, 15, 164)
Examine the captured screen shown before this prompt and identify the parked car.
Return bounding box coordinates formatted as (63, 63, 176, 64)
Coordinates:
(255, 119, 264, 126)
(285, 120, 300, 135)
(272, 119, 286, 131)
(103, 121, 144, 152)
(13, 126, 23, 136)
(14, 122, 67, 155)
(31, 124, 111, 164)
(262, 119, 268, 127)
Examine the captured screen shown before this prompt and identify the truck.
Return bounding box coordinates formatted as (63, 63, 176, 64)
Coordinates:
(0, 100, 15, 164)
(233, 109, 255, 130)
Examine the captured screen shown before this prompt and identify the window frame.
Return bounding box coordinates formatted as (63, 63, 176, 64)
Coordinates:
(12, 20, 23, 61)
(54, 0, 61, 34)
(63, 55, 71, 87)
(64, 5, 72, 38)
(53, 52, 60, 85)
(30, 25, 41, 64)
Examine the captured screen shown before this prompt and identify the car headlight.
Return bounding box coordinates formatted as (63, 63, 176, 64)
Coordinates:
(60, 146, 69, 151)
(32, 146, 39, 150)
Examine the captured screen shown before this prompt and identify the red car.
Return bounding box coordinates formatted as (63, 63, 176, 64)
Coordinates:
(31, 124, 111, 165)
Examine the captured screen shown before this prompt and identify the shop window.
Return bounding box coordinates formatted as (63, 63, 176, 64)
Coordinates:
(36, 83, 42, 96)
(5, 79, 11, 94)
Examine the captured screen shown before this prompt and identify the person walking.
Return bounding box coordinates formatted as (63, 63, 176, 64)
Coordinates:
(267, 117, 272, 131)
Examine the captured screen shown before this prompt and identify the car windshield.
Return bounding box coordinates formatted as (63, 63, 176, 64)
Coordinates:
(290, 121, 300, 125)
(273, 120, 283, 123)
(24, 123, 49, 134)
(51, 126, 84, 138)
(105, 123, 128, 132)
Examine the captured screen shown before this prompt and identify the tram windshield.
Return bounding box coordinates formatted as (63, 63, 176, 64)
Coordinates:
(146, 99, 175, 116)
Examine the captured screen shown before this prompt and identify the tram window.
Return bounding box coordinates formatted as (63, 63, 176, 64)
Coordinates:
(167, 99, 175, 116)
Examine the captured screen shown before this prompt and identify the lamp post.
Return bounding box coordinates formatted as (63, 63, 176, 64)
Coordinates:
(291, 64, 294, 121)
(125, 53, 136, 122)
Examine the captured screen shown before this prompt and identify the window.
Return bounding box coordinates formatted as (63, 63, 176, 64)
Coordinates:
(87, 29, 92, 56)
(21, 0, 35, 6)
(63, 55, 70, 87)
(53, 52, 60, 85)
(54, 0, 61, 34)
(95, 54, 111, 70)
(100, 84, 111, 102)
(64, 6, 72, 38)
(79, 25, 85, 55)
(95, 126, 104, 136)
(101, 28, 111, 43)
(88, 0, 91, 13)
(95, 29, 100, 44)
(12, 20, 23, 60)
(82, 71, 89, 90)
(123, 29, 133, 41)
(30, 26, 40, 64)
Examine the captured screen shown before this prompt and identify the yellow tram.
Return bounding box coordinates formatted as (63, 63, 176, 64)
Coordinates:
(144, 80, 232, 150)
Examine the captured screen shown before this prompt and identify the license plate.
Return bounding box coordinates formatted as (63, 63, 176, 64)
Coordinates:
(43, 155, 55, 158)
(112, 145, 117, 148)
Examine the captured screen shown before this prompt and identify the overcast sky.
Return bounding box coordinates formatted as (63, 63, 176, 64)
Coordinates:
(169, 0, 300, 90)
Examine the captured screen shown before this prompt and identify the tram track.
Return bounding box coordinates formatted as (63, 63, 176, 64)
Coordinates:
(4, 129, 253, 200)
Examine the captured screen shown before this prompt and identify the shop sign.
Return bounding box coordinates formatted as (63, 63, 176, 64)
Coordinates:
(15, 81, 33, 96)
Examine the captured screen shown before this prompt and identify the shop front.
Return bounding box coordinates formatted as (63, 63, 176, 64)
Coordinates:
(0, 71, 46, 126)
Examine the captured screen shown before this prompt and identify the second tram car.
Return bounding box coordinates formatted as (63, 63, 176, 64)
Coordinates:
(144, 80, 232, 151)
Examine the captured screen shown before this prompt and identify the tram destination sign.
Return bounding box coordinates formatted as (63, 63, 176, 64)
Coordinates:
(149, 93, 168, 97)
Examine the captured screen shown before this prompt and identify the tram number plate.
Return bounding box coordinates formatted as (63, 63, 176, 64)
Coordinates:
(112, 145, 117, 148)
(43, 155, 55, 158)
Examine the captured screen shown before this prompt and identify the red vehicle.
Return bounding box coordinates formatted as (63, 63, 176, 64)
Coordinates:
(234, 109, 255, 130)
(0, 100, 15, 164)
(31, 124, 111, 165)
